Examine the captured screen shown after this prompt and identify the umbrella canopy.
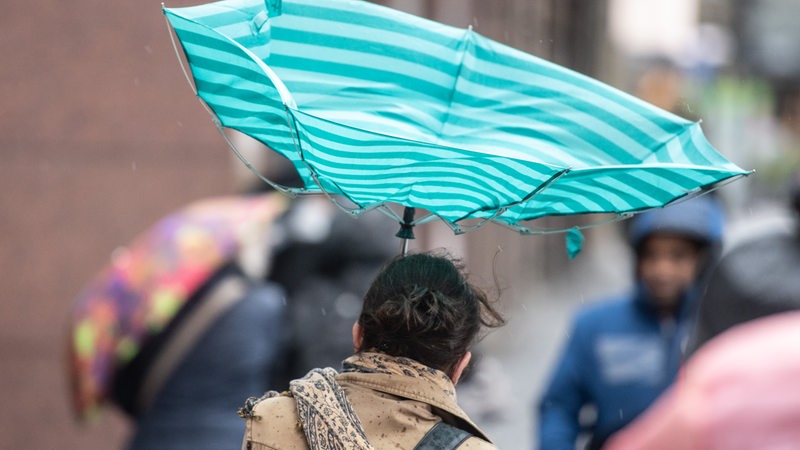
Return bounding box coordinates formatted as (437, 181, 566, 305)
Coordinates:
(68, 193, 288, 421)
(162, 0, 749, 235)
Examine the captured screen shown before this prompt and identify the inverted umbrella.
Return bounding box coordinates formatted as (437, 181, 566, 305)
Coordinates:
(68, 193, 288, 421)
(162, 0, 749, 239)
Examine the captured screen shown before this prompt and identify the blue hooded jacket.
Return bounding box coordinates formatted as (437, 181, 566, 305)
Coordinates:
(537, 196, 723, 450)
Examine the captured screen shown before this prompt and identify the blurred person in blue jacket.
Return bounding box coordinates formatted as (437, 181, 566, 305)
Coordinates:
(536, 195, 724, 450)
(603, 173, 800, 450)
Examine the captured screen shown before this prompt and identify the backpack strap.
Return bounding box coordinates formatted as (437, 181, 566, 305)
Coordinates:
(112, 265, 248, 417)
(137, 272, 247, 412)
(414, 422, 471, 450)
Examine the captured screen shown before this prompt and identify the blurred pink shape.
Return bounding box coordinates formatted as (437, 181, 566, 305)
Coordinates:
(605, 310, 800, 450)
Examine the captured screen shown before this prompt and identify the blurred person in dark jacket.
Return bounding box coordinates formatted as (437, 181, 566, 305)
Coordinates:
(68, 193, 291, 450)
(119, 263, 287, 450)
(687, 172, 800, 353)
(123, 187, 397, 448)
(265, 194, 399, 389)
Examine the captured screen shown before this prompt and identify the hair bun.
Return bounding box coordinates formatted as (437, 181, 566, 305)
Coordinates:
(358, 252, 504, 374)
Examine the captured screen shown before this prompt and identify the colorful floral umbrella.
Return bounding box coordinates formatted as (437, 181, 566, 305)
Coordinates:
(162, 0, 749, 239)
(67, 193, 288, 421)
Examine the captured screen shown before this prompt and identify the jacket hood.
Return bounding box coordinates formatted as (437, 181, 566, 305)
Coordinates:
(629, 195, 725, 317)
(629, 195, 724, 250)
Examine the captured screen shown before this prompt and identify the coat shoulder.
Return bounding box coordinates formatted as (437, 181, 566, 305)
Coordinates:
(243, 394, 307, 450)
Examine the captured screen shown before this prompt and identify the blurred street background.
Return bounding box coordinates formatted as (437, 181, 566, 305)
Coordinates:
(3, 0, 799, 448)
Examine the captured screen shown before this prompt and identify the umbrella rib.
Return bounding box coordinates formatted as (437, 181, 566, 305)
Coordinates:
(435, 26, 472, 143)
(164, 10, 199, 97)
(164, 7, 298, 107)
(168, 13, 300, 197)
(164, 6, 306, 197)
(284, 108, 383, 218)
(503, 211, 635, 235)
(217, 119, 300, 196)
(503, 173, 749, 236)
(373, 205, 438, 227)
(660, 173, 753, 207)
(165, 10, 236, 139)
(449, 167, 570, 228)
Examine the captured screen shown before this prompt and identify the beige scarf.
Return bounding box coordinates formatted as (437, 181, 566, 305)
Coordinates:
(340, 352, 455, 394)
(288, 367, 373, 450)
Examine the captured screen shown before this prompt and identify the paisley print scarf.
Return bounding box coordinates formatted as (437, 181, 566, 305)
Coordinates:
(245, 353, 453, 449)
(289, 367, 373, 450)
(341, 352, 455, 398)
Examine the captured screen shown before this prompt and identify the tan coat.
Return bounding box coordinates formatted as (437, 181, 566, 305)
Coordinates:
(242, 355, 496, 449)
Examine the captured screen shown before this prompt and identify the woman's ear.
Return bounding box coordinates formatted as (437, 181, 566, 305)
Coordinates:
(352, 322, 364, 352)
(450, 351, 472, 384)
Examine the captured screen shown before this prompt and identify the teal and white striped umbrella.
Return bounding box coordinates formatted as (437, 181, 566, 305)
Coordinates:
(163, 0, 749, 237)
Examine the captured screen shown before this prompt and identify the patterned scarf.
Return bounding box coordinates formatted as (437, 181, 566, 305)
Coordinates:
(243, 353, 455, 449)
(341, 352, 455, 398)
(288, 353, 457, 449)
(289, 367, 373, 450)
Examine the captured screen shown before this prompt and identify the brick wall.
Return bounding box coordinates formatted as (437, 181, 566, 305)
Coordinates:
(1, 1, 233, 447)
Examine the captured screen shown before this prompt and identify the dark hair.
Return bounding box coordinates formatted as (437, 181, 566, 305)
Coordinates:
(357, 251, 504, 376)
